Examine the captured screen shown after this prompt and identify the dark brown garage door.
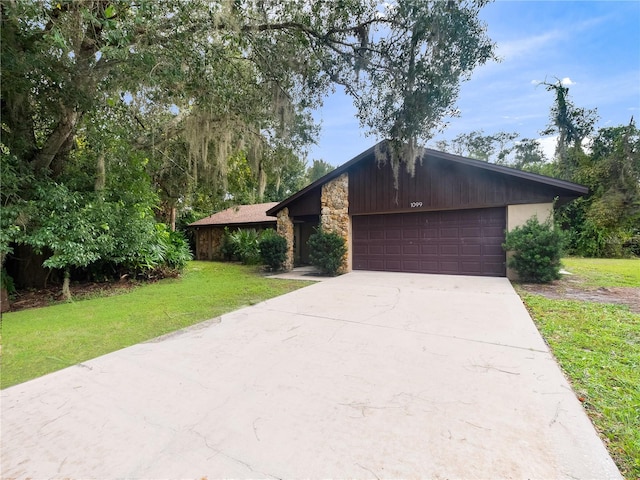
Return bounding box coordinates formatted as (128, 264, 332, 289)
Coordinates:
(352, 208, 506, 276)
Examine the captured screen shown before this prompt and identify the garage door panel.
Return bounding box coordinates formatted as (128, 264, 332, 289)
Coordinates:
(483, 244, 505, 255)
(461, 261, 482, 273)
(352, 208, 506, 276)
(420, 246, 438, 256)
(439, 261, 460, 274)
(402, 259, 422, 271)
(384, 259, 402, 271)
(385, 230, 401, 240)
(369, 245, 384, 255)
(403, 244, 420, 255)
(440, 227, 459, 238)
(420, 260, 439, 271)
(484, 226, 505, 236)
(440, 245, 459, 255)
(461, 226, 482, 237)
(422, 228, 438, 240)
(403, 228, 420, 239)
(369, 259, 385, 270)
(461, 245, 482, 256)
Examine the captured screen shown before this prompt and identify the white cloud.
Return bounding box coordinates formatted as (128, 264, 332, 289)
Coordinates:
(561, 77, 576, 86)
(538, 136, 557, 160)
(496, 30, 564, 61)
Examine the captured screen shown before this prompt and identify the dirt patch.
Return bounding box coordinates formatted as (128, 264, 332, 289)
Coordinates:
(6, 279, 143, 312)
(518, 275, 640, 313)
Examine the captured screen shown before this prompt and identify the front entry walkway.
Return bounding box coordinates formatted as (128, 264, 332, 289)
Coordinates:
(1, 272, 621, 478)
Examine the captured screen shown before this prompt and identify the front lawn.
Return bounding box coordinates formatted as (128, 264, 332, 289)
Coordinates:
(562, 257, 640, 287)
(1, 261, 312, 389)
(516, 257, 640, 479)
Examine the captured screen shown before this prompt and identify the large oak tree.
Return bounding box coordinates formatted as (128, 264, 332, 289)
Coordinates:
(1, 0, 495, 288)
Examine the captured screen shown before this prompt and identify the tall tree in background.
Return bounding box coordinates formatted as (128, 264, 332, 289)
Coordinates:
(307, 159, 336, 183)
(1, 0, 496, 287)
(540, 79, 598, 180)
(537, 83, 639, 257)
(436, 130, 518, 164)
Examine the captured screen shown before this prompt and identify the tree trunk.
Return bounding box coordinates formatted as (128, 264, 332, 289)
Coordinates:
(61, 268, 72, 301)
(169, 206, 177, 232)
(32, 109, 78, 173)
(95, 154, 106, 191)
(1, 286, 9, 313)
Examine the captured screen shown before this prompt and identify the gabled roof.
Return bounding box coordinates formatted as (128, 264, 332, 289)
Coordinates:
(267, 140, 588, 216)
(189, 202, 278, 227)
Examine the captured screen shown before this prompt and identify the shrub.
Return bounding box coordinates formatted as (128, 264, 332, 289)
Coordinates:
(259, 230, 288, 270)
(226, 228, 261, 265)
(164, 230, 193, 270)
(132, 224, 192, 278)
(503, 216, 564, 283)
(307, 228, 347, 276)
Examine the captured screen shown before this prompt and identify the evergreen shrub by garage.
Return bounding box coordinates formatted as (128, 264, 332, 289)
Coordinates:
(307, 228, 347, 276)
(259, 230, 288, 270)
(503, 216, 564, 283)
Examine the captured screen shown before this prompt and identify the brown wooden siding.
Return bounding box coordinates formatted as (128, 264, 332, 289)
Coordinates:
(287, 187, 321, 216)
(349, 155, 560, 215)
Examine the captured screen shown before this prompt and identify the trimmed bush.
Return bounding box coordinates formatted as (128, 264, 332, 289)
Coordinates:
(259, 230, 287, 270)
(503, 216, 564, 283)
(307, 228, 347, 276)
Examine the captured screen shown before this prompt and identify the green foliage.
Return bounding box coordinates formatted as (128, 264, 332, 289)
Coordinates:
(540, 80, 598, 172)
(225, 229, 262, 265)
(557, 121, 640, 258)
(1, 268, 16, 294)
(258, 230, 288, 270)
(307, 228, 347, 276)
(503, 217, 564, 283)
(307, 159, 335, 183)
(27, 183, 110, 271)
(144, 224, 193, 276)
(1, 0, 496, 284)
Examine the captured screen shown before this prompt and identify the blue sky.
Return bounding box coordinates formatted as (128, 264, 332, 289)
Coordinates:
(307, 1, 640, 166)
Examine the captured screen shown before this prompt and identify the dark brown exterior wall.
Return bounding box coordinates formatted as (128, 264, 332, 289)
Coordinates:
(349, 155, 560, 215)
(287, 187, 321, 216)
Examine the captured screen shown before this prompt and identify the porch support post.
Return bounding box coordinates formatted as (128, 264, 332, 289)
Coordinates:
(276, 207, 295, 271)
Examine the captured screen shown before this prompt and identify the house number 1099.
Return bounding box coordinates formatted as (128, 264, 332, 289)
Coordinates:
(410, 201, 423, 208)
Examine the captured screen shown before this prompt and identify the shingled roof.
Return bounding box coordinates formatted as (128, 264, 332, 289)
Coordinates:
(189, 202, 278, 227)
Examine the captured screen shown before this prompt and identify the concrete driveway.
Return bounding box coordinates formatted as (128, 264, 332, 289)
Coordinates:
(1, 272, 621, 479)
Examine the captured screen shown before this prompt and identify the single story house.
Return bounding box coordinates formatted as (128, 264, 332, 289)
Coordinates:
(189, 202, 278, 260)
(267, 140, 588, 278)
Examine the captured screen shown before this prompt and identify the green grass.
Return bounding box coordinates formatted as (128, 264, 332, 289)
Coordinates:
(517, 258, 640, 478)
(562, 257, 640, 287)
(1, 261, 312, 389)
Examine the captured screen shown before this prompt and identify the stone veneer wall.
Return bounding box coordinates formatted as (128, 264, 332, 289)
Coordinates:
(320, 173, 351, 273)
(277, 207, 295, 271)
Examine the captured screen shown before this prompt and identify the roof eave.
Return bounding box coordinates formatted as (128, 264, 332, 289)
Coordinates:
(188, 219, 276, 228)
(266, 141, 383, 216)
